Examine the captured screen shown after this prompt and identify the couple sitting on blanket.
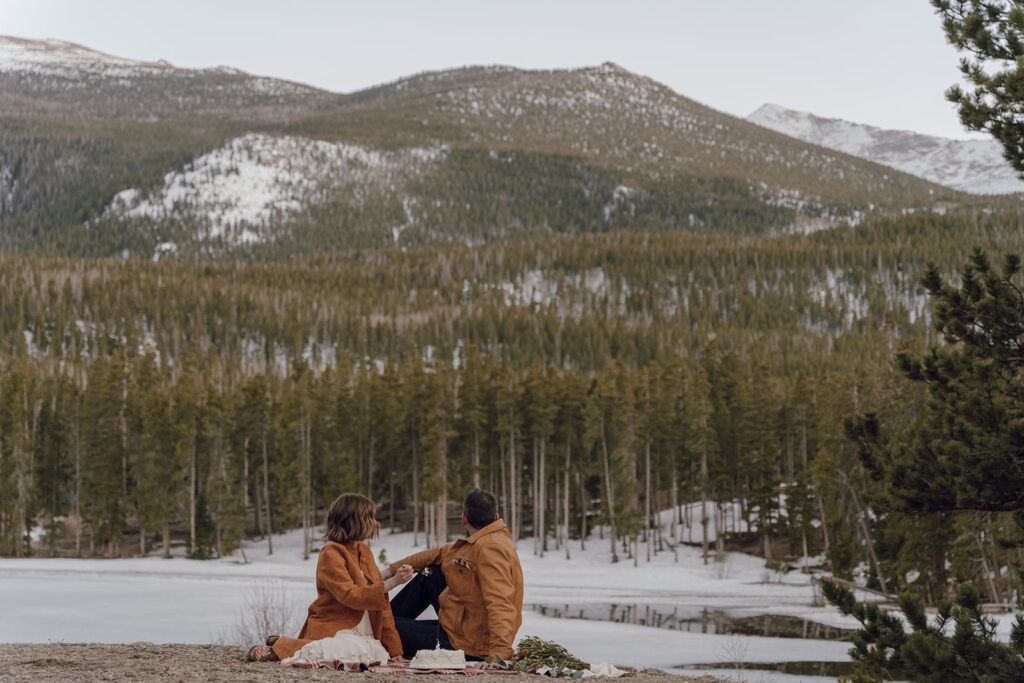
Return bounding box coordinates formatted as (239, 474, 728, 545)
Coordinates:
(248, 488, 524, 668)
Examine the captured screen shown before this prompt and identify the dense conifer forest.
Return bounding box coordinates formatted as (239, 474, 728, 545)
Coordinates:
(0, 205, 1021, 613)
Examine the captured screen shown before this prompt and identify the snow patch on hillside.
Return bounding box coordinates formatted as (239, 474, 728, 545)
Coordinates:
(748, 103, 1024, 195)
(107, 133, 447, 245)
(807, 267, 930, 332)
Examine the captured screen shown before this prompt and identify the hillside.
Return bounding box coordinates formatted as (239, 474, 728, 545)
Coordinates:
(0, 36, 332, 118)
(0, 36, 970, 258)
(747, 102, 1024, 195)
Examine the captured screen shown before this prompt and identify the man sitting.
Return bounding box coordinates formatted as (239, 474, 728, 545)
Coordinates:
(383, 489, 524, 662)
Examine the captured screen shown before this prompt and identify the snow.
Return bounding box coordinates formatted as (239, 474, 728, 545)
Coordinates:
(107, 133, 447, 246)
(0, 511, 867, 683)
(748, 103, 1024, 195)
(0, 36, 159, 76)
(0, 36, 314, 98)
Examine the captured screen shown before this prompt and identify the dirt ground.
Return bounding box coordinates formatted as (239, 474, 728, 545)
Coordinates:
(0, 644, 727, 682)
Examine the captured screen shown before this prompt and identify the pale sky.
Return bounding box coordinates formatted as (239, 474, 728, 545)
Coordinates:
(0, 0, 988, 140)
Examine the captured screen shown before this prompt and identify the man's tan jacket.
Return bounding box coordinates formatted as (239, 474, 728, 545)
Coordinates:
(391, 519, 523, 660)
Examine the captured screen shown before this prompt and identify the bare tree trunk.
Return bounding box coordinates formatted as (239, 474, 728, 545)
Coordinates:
(645, 441, 651, 563)
(440, 431, 449, 543)
(564, 441, 571, 560)
(577, 470, 586, 552)
(74, 401, 81, 556)
(701, 445, 709, 565)
(600, 420, 618, 563)
(121, 357, 129, 518)
(715, 502, 725, 557)
(473, 431, 481, 489)
(532, 440, 539, 556)
(509, 418, 518, 541)
(412, 440, 419, 546)
(848, 485, 886, 594)
(254, 464, 264, 536)
(303, 419, 311, 561)
(819, 497, 827, 565)
(430, 501, 436, 547)
(539, 438, 546, 556)
(389, 470, 396, 533)
(243, 437, 250, 508)
(367, 435, 374, 500)
(670, 464, 679, 543)
(499, 441, 508, 530)
(162, 521, 170, 559)
(979, 534, 1004, 606)
(189, 432, 197, 557)
(554, 470, 561, 551)
(262, 425, 272, 555)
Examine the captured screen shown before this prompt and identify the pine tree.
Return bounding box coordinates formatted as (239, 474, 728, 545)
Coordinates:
(849, 249, 1024, 514)
(933, 0, 1024, 176)
(80, 358, 127, 557)
(0, 358, 38, 556)
(32, 376, 74, 554)
(823, 578, 1024, 682)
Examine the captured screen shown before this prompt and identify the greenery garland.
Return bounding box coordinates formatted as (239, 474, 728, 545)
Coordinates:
(509, 636, 591, 674)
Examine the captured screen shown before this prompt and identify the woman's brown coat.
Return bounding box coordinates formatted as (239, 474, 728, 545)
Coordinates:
(271, 541, 401, 660)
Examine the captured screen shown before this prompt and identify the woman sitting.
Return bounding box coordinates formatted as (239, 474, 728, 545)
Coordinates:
(248, 493, 414, 663)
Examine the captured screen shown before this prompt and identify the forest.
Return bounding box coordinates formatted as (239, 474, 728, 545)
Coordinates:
(1, 204, 1022, 613)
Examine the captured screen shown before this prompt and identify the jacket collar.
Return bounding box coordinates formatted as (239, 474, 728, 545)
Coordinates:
(458, 518, 507, 546)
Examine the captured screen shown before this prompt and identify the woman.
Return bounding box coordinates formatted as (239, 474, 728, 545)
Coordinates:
(248, 493, 414, 663)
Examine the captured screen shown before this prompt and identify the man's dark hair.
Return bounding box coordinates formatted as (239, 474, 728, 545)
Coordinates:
(464, 488, 498, 529)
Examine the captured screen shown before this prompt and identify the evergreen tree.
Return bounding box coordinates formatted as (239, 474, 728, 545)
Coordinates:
(849, 249, 1024, 514)
(80, 358, 127, 556)
(32, 376, 74, 554)
(933, 0, 1024, 176)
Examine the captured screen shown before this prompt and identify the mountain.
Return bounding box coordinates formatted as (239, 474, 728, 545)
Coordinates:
(0, 36, 332, 118)
(746, 103, 1024, 195)
(0, 36, 975, 258)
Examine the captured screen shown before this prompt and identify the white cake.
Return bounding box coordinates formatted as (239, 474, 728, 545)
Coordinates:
(409, 647, 467, 669)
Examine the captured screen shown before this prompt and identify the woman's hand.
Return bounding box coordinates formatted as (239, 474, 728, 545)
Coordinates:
(476, 660, 506, 670)
(383, 564, 414, 591)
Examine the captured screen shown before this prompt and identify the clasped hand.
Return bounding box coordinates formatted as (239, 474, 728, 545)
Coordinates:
(382, 563, 414, 590)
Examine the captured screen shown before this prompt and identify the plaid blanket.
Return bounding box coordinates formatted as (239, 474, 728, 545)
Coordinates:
(283, 659, 519, 674)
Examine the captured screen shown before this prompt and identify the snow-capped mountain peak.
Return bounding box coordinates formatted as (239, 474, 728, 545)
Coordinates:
(0, 35, 170, 76)
(747, 103, 1024, 195)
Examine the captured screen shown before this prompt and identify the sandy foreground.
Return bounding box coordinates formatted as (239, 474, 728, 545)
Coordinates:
(0, 644, 727, 682)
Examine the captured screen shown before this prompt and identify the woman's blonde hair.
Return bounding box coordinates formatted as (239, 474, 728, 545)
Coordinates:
(324, 493, 380, 544)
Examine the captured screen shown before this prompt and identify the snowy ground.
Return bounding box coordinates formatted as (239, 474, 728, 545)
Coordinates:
(2, 523, 874, 683)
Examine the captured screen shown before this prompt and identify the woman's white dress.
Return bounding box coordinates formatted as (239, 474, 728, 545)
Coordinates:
(281, 611, 391, 666)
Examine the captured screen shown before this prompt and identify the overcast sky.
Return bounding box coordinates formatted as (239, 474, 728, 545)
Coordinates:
(1, 0, 987, 140)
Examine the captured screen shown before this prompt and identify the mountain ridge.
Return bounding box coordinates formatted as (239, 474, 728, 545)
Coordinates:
(747, 103, 1024, 195)
(0, 35, 983, 258)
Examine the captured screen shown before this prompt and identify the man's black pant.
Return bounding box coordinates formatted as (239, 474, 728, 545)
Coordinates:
(391, 565, 485, 659)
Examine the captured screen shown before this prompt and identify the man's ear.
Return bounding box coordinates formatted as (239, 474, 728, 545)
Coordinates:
(494, 513, 499, 520)
(462, 512, 468, 525)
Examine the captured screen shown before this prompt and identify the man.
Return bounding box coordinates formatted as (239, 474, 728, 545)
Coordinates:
(382, 489, 524, 662)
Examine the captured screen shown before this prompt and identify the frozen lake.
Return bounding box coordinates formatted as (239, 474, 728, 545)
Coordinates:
(1, 526, 861, 682)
